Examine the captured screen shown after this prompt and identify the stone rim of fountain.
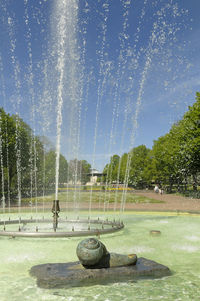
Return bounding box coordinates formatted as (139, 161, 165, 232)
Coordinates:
(0, 217, 124, 238)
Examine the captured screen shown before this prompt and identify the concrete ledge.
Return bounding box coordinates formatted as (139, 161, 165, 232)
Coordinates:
(30, 257, 171, 288)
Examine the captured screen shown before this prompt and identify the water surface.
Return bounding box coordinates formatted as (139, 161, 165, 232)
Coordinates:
(0, 212, 199, 300)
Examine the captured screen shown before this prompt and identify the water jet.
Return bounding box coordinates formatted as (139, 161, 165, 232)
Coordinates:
(0, 0, 199, 299)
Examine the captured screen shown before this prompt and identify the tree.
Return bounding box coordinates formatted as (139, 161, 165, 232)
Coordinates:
(0, 109, 33, 200)
(103, 154, 120, 184)
(0, 107, 69, 202)
(80, 160, 91, 184)
(128, 145, 151, 188)
(150, 134, 178, 191)
(119, 153, 128, 183)
(176, 92, 200, 190)
(68, 159, 91, 184)
(44, 150, 68, 188)
(102, 92, 200, 193)
(145, 92, 200, 191)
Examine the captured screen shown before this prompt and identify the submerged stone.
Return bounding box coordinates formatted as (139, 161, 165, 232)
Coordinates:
(30, 257, 171, 288)
(150, 230, 161, 235)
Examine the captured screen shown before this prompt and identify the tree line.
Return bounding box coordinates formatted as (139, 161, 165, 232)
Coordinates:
(0, 108, 91, 203)
(1, 92, 199, 202)
(103, 92, 200, 195)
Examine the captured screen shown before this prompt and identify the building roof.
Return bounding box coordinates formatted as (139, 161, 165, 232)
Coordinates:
(88, 168, 105, 176)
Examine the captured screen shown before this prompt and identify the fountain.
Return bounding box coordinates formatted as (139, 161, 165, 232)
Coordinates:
(0, 0, 200, 299)
(0, 212, 199, 299)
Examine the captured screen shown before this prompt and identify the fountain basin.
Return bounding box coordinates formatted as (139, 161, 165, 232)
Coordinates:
(0, 212, 199, 300)
(30, 257, 171, 288)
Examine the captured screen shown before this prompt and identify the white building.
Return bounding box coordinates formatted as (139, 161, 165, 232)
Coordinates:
(86, 169, 103, 186)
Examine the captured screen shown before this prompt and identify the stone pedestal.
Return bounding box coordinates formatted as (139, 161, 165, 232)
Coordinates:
(30, 257, 171, 288)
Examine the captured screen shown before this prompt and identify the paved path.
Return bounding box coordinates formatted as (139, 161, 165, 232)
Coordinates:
(60, 191, 200, 213)
(123, 191, 200, 213)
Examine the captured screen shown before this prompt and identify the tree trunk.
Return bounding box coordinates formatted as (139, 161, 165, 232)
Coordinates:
(169, 180, 173, 193)
(192, 174, 198, 191)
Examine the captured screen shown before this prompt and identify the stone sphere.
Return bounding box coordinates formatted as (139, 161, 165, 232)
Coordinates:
(76, 238, 107, 266)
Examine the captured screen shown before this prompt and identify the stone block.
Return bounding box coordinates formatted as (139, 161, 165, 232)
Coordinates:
(30, 257, 171, 288)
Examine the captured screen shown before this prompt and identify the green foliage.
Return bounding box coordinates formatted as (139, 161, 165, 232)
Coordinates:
(44, 151, 68, 187)
(0, 105, 92, 203)
(102, 92, 200, 193)
(1, 91, 199, 203)
(103, 147, 151, 188)
(0, 108, 33, 198)
(103, 154, 120, 183)
(129, 145, 151, 187)
(0, 108, 69, 202)
(68, 159, 91, 184)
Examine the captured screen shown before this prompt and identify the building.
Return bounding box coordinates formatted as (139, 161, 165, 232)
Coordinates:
(86, 169, 104, 186)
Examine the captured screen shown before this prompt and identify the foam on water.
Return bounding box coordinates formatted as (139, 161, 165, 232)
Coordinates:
(159, 220, 169, 224)
(184, 235, 200, 242)
(172, 244, 200, 253)
(119, 245, 155, 254)
(5, 249, 46, 263)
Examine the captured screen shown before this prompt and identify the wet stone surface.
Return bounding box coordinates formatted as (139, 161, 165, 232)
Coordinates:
(30, 257, 171, 288)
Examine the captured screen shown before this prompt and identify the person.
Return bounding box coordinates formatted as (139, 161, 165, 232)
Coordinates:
(154, 185, 159, 193)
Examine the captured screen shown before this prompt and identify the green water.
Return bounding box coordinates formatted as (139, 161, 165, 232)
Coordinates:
(0, 212, 200, 301)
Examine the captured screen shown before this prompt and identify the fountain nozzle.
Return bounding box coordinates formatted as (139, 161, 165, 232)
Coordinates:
(52, 200, 60, 231)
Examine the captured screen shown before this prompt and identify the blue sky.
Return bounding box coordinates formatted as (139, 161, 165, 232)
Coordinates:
(0, 0, 200, 171)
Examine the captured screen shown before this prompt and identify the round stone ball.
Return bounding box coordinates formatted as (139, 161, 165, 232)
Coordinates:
(76, 238, 107, 266)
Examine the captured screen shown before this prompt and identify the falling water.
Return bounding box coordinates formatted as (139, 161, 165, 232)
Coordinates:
(15, 116, 22, 209)
(114, 0, 148, 211)
(104, 0, 132, 211)
(0, 116, 5, 211)
(0, 53, 10, 211)
(89, 0, 110, 216)
(52, 0, 81, 201)
(39, 61, 52, 213)
(37, 3, 54, 213)
(0, 0, 193, 220)
(74, 0, 90, 209)
(120, 2, 186, 213)
(7, 15, 22, 209)
(5, 120, 11, 211)
(53, 1, 68, 201)
(23, 0, 39, 213)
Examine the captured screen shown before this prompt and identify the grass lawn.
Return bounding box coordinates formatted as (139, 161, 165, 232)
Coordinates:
(21, 191, 164, 204)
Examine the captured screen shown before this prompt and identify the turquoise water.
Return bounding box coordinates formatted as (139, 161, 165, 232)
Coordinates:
(0, 212, 200, 300)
